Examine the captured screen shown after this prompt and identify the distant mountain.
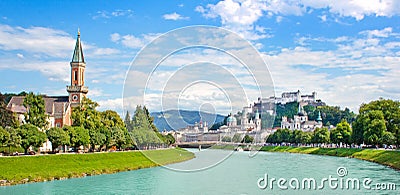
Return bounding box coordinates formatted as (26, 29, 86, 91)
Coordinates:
(151, 110, 225, 131)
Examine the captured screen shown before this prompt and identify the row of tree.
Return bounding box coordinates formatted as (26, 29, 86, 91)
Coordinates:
(0, 92, 175, 154)
(266, 99, 400, 146)
(125, 106, 175, 148)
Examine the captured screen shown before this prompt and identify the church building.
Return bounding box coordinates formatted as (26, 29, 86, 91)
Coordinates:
(7, 30, 88, 129)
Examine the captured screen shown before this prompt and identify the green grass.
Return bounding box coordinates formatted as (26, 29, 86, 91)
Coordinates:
(0, 148, 194, 185)
(260, 146, 400, 170)
(209, 144, 236, 150)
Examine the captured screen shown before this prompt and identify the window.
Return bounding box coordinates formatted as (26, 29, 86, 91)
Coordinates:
(56, 123, 61, 128)
(74, 71, 77, 82)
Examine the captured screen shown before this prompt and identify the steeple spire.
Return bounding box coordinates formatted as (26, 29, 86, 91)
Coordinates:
(316, 111, 322, 122)
(72, 29, 84, 63)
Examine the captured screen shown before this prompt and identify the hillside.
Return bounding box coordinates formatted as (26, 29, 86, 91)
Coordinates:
(151, 110, 225, 131)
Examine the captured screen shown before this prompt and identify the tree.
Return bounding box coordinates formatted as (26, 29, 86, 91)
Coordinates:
(0, 93, 18, 128)
(164, 134, 175, 145)
(242, 135, 254, 143)
(300, 132, 312, 144)
(124, 111, 133, 131)
(351, 115, 365, 145)
(380, 131, 396, 146)
(221, 136, 232, 142)
(143, 106, 158, 132)
(308, 106, 356, 126)
(292, 130, 303, 144)
(17, 124, 47, 154)
(363, 111, 386, 145)
(46, 127, 70, 152)
(88, 129, 106, 151)
(0, 126, 10, 146)
(358, 99, 400, 146)
(23, 92, 48, 129)
(101, 110, 125, 129)
(66, 126, 90, 151)
(330, 120, 352, 144)
(110, 127, 126, 150)
(71, 97, 102, 130)
(313, 127, 330, 144)
(232, 133, 242, 143)
(5, 127, 21, 154)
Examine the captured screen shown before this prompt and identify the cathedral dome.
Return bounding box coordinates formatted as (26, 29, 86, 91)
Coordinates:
(227, 115, 237, 122)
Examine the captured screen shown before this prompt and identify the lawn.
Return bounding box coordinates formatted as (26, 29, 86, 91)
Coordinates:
(260, 146, 400, 170)
(0, 148, 194, 185)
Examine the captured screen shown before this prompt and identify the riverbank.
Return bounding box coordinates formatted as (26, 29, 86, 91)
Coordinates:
(260, 146, 400, 170)
(0, 148, 194, 186)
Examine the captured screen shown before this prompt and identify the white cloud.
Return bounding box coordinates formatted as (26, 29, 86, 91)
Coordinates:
(196, 0, 272, 40)
(163, 12, 189, 20)
(319, 14, 327, 22)
(0, 24, 74, 58)
(262, 27, 400, 111)
(196, 0, 400, 39)
(92, 9, 133, 19)
(110, 33, 160, 49)
(16, 53, 24, 59)
(90, 48, 120, 56)
(360, 27, 393, 38)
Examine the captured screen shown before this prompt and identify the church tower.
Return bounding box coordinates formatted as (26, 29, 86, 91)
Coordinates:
(67, 29, 88, 107)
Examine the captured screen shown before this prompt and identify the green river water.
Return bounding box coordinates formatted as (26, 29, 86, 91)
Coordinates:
(1, 149, 399, 194)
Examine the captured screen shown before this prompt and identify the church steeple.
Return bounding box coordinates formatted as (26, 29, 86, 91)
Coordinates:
(67, 29, 88, 107)
(72, 29, 84, 63)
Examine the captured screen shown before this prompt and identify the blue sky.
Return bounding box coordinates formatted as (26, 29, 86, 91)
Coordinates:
(0, 0, 399, 115)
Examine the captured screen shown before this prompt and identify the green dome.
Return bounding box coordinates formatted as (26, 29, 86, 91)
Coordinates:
(227, 115, 237, 122)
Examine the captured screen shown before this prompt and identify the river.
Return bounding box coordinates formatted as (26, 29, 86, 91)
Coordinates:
(1, 149, 399, 194)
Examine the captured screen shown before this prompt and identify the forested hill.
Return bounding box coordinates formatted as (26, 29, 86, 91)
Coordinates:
(151, 110, 225, 131)
(273, 102, 356, 127)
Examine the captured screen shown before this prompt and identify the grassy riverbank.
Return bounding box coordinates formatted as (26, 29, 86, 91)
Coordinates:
(260, 146, 400, 170)
(0, 148, 194, 186)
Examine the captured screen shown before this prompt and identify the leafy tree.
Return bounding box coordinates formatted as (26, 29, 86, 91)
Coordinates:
(363, 111, 386, 145)
(143, 106, 158, 132)
(110, 127, 126, 150)
(313, 127, 330, 144)
(23, 92, 48, 129)
(0, 93, 18, 128)
(221, 136, 232, 142)
(124, 111, 133, 131)
(380, 131, 396, 146)
(99, 126, 112, 151)
(274, 102, 299, 127)
(17, 124, 47, 154)
(358, 99, 400, 145)
(101, 110, 125, 129)
(5, 127, 21, 154)
(0, 126, 10, 146)
(66, 126, 90, 151)
(308, 106, 356, 126)
(46, 127, 70, 152)
(330, 120, 352, 144)
(71, 97, 102, 130)
(242, 135, 254, 143)
(88, 129, 106, 151)
(164, 133, 175, 145)
(292, 130, 303, 144)
(232, 133, 242, 143)
(300, 132, 312, 144)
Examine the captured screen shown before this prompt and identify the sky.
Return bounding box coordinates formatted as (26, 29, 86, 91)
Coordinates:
(0, 0, 399, 116)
